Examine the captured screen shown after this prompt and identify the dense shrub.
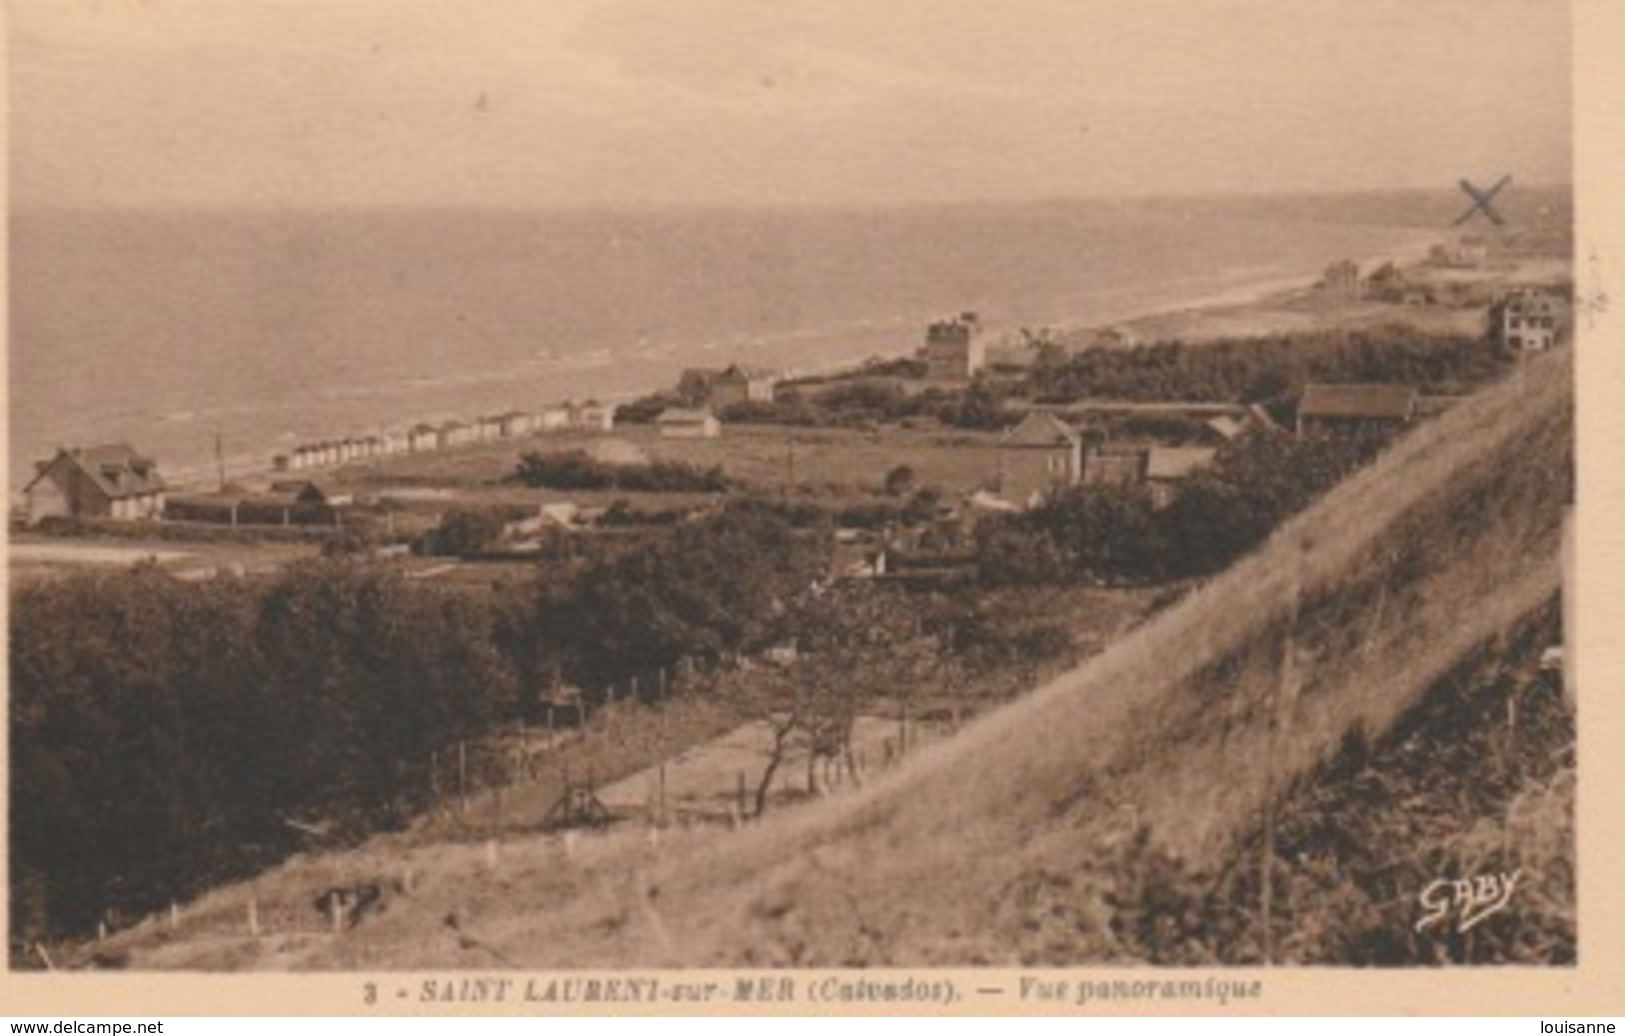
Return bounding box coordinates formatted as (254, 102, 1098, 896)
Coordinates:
(515, 450, 730, 493)
(1031, 327, 1510, 405)
(9, 563, 516, 939)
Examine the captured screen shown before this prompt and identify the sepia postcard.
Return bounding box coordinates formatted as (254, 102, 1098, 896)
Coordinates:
(3, 0, 1622, 1017)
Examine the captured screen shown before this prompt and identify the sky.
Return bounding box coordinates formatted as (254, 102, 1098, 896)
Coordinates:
(7, 0, 1573, 209)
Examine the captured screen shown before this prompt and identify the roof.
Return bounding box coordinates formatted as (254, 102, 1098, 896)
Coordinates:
(1145, 447, 1217, 481)
(1000, 411, 1079, 448)
(1298, 383, 1418, 422)
(27, 444, 166, 500)
(655, 407, 717, 424)
(1246, 404, 1288, 435)
(1503, 291, 1567, 316)
(718, 363, 778, 381)
(1206, 415, 1245, 441)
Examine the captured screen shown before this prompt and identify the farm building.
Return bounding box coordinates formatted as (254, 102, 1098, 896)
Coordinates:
(996, 411, 1082, 509)
(656, 408, 721, 439)
(1296, 383, 1418, 436)
(538, 406, 572, 431)
(23, 444, 167, 525)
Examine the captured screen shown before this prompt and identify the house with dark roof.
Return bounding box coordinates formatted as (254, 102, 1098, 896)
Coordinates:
(1296, 383, 1419, 437)
(709, 364, 779, 409)
(23, 444, 167, 525)
(996, 411, 1082, 508)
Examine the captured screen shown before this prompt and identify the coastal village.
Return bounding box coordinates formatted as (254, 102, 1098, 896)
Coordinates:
(9, 217, 1578, 968)
(14, 231, 1572, 584)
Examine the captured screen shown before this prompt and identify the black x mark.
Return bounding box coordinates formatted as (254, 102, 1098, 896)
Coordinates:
(1454, 175, 1512, 227)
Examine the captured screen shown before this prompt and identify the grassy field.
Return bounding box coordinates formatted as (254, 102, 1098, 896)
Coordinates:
(7, 533, 321, 586)
(327, 423, 1005, 501)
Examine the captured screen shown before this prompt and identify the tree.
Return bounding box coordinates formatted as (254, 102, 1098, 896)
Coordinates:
(883, 464, 918, 497)
(426, 506, 510, 556)
(745, 583, 944, 816)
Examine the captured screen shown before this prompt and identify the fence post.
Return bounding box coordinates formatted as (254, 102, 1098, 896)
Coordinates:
(169, 901, 180, 929)
(247, 897, 260, 937)
(458, 741, 468, 814)
(658, 759, 668, 826)
(519, 718, 530, 781)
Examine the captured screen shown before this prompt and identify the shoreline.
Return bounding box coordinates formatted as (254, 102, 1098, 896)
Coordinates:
(24, 232, 1454, 497)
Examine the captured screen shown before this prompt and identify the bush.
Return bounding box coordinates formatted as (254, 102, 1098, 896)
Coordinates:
(1030, 327, 1509, 405)
(515, 450, 729, 493)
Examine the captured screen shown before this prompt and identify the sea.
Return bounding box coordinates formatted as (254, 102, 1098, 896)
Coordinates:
(8, 195, 1464, 491)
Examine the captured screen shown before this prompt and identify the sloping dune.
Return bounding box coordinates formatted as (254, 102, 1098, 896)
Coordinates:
(116, 350, 1572, 970)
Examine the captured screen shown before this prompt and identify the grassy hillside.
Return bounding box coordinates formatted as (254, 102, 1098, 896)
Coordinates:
(84, 350, 1572, 969)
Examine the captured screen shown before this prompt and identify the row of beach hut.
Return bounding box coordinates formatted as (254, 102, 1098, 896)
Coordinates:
(273, 401, 616, 473)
